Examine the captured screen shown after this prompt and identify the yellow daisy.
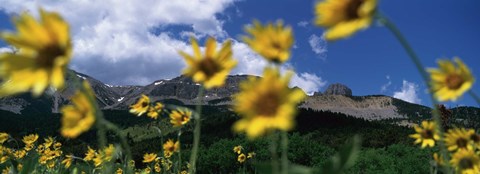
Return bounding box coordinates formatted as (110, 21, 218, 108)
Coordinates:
(154, 162, 161, 173)
(467, 129, 480, 148)
(450, 149, 480, 174)
(116, 168, 123, 174)
(0, 133, 8, 144)
(62, 154, 73, 168)
(13, 150, 26, 159)
(143, 153, 157, 163)
(84, 146, 96, 161)
(169, 109, 192, 127)
(147, 102, 164, 119)
(163, 139, 180, 158)
(428, 57, 474, 101)
(0, 9, 72, 97)
(233, 68, 306, 139)
(315, 0, 377, 41)
(179, 37, 237, 89)
(233, 145, 242, 154)
(60, 81, 96, 138)
(242, 20, 293, 64)
(103, 144, 116, 161)
(445, 128, 474, 151)
(129, 94, 150, 116)
(22, 134, 39, 145)
(409, 121, 440, 148)
(247, 152, 256, 159)
(237, 153, 246, 163)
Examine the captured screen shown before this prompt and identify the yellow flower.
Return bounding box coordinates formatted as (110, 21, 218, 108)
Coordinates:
(242, 20, 293, 64)
(409, 121, 440, 148)
(179, 37, 237, 89)
(13, 150, 26, 159)
(144, 166, 152, 174)
(47, 160, 55, 169)
(433, 153, 444, 166)
(22, 134, 39, 145)
(163, 139, 180, 158)
(233, 68, 306, 138)
(0, 9, 72, 97)
(130, 94, 150, 116)
(147, 102, 164, 119)
(143, 153, 157, 163)
(128, 159, 135, 167)
(17, 164, 22, 171)
(93, 153, 104, 167)
(467, 129, 480, 148)
(169, 109, 192, 127)
(237, 153, 246, 163)
(233, 145, 242, 154)
(0, 133, 8, 144)
(2, 167, 10, 174)
(154, 162, 161, 173)
(445, 128, 474, 151)
(247, 152, 256, 159)
(84, 146, 96, 161)
(44, 137, 54, 148)
(315, 0, 377, 41)
(116, 168, 123, 174)
(180, 170, 188, 174)
(62, 155, 73, 168)
(24, 143, 34, 151)
(103, 144, 116, 161)
(428, 57, 474, 102)
(451, 149, 480, 174)
(61, 81, 96, 138)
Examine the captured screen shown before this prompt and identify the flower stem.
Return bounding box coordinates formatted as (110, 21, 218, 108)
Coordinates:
(269, 132, 279, 174)
(178, 130, 182, 173)
(280, 131, 288, 174)
(469, 91, 480, 106)
(378, 14, 452, 173)
(188, 86, 205, 174)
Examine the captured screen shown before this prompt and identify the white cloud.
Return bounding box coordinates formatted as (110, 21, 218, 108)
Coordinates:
(393, 80, 422, 104)
(308, 34, 327, 59)
(380, 75, 392, 93)
(297, 20, 309, 28)
(290, 72, 327, 95)
(0, 47, 10, 53)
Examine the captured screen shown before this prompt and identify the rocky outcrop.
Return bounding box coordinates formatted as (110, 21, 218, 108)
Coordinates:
(324, 83, 352, 96)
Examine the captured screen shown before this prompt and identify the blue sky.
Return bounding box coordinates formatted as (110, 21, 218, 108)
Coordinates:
(0, 0, 478, 107)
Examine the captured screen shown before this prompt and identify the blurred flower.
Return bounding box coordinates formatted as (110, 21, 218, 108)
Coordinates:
(409, 121, 440, 148)
(154, 162, 161, 173)
(0, 133, 8, 144)
(315, 0, 377, 41)
(450, 149, 480, 174)
(445, 128, 473, 151)
(243, 20, 293, 64)
(130, 94, 150, 116)
(433, 153, 444, 166)
(13, 150, 26, 159)
(116, 168, 123, 174)
(84, 146, 96, 161)
(60, 81, 96, 138)
(247, 152, 256, 159)
(129, 159, 135, 167)
(147, 102, 164, 119)
(233, 145, 242, 154)
(180, 170, 188, 174)
(143, 153, 157, 163)
(233, 68, 306, 138)
(144, 166, 152, 174)
(103, 144, 116, 161)
(179, 37, 237, 89)
(428, 57, 474, 101)
(62, 155, 73, 168)
(22, 134, 39, 145)
(237, 153, 246, 163)
(169, 109, 191, 127)
(467, 129, 480, 148)
(163, 139, 180, 158)
(0, 9, 72, 97)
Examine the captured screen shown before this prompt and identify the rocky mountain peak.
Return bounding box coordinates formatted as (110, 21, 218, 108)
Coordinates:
(324, 83, 352, 96)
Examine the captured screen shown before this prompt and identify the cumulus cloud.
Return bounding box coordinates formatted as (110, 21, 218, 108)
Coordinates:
(0, 47, 11, 53)
(380, 75, 392, 93)
(308, 34, 327, 59)
(290, 72, 327, 95)
(393, 80, 422, 104)
(297, 20, 309, 28)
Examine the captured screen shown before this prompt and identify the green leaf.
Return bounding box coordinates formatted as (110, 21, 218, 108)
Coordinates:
(320, 135, 361, 174)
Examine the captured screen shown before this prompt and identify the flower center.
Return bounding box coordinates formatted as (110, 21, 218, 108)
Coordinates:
(181, 114, 189, 123)
(255, 91, 281, 116)
(421, 130, 434, 139)
(445, 74, 464, 89)
(38, 44, 65, 68)
(346, 0, 365, 20)
(199, 57, 221, 78)
(459, 158, 474, 170)
(456, 138, 469, 149)
(470, 134, 480, 143)
(141, 101, 149, 108)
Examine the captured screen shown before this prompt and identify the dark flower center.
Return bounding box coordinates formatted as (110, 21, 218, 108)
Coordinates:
(38, 44, 65, 68)
(421, 130, 434, 139)
(459, 158, 474, 169)
(470, 134, 480, 143)
(346, 0, 365, 20)
(199, 57, 221, 78)
(141, 101, 149, 108)
(255, 91, 281, 116)
(456, 138, 469, 149)
(445, 74, 464, 90)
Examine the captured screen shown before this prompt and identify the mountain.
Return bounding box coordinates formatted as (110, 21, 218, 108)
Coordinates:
(0, 70, 476, 122)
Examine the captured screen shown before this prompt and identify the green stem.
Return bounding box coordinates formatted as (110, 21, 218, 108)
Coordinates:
(378, 14, 452, 173)
(188, 86, 205, 174)
(177, 130, 182, 173)
(269, 132, 279, 174)
(469, 91, 480, 106)
(280, 131, 288, 174)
